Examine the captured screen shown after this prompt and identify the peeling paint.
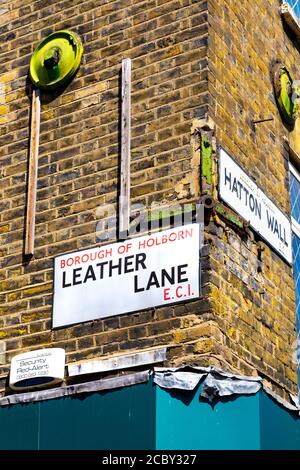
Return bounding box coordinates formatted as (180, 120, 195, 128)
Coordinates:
(201, 135, 212, 186)
(215, 203, 245, 230)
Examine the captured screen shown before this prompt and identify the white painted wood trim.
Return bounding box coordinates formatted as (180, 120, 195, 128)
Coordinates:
(25, 88, 41, 256)
(68, 347, 167, 377)
(292, 218, 300, 239)
(119, 58, 131, 235)
(289, 161, 300, 182)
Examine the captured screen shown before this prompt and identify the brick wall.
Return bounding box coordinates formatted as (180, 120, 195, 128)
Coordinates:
(0, 0, 210, 394)
(207, 0, 299, 397)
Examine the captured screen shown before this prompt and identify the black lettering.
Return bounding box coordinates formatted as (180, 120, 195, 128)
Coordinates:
(134, 275, 144, 293)
(73, 267, 82, 285)
(237, 181, 243, 199)
(279, 224, 289, 246)
(83, 265, 96, 283)
(267, 210, 275, 231)
(135, 253, 147, 270)
(256, 200, 262, 220)
(62, 271, 71, 288)
(273, 219, 279, 237)
(232, 177, 238, 195)
(243, 187, 249, 206)
(161, 267, 175, 287)
(283, 228, 289, 246)
(109, 258, 122, 277)
(146, 271, 160, 290)
(124, 255, 135, 273)
(224, 167, 232, 189)
(249, 194, 255, 212)
(96, 261, 108, 278)
(178, 264, 188, 283)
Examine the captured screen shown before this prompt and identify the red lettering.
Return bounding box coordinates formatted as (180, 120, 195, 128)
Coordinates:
(66, 258, 74, 267)
(178, 230, 184, 240)
(75, 256, 80, 265)
(169, 232, 176, 242)
(176, 286, 183, 298)
(164, 288, 171, 301)
(60, 260, 65, 268)
(118, 245, 126, 254)
(139, 240, 146, 249)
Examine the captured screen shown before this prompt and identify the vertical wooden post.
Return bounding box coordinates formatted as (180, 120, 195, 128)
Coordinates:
(25, 88, 41, 256)
(119, 58, 131, 236)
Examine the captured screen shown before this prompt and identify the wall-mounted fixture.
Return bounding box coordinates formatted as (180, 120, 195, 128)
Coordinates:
(30, 30, 83, 90)
(273, 64, 300, 126)
(25, 30, 83, 258)
(9, 348, 65, 391)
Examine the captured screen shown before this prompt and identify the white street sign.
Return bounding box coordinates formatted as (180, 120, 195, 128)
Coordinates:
(53, 224, 200, 327)
(219, 148, 292, 264)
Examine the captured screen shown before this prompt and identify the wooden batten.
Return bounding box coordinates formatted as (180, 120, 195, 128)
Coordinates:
(25, 88, 41, 257)
(119, 58, 131, 236)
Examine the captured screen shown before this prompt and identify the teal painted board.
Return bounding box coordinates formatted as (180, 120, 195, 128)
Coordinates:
(155, 386, 261, 450)
(0, 402, 39, 450)
(39, 381, 155, 450)
(2, 381, 300, 450)
(260, 391, 300, 450)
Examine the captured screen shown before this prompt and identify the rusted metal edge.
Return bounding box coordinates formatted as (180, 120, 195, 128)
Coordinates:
(214, 202, 249, 231)
(0, 370, 150, 407)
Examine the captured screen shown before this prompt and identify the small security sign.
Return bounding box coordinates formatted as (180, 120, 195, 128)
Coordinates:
(53, 224, 201, 328)
(10, 348, 65, 390)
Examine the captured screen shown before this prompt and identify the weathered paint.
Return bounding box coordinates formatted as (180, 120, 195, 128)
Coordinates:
(201, 133, 213, 193)
(0, 381, 155, 450)
(0, 381, 299, 449)
(214, 202, 245, 230)
(156, 385, 300, 450)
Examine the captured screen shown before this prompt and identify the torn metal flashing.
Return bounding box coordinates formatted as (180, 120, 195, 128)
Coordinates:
(1, 365, 298, 416)
(153, 366, 299, 414)
(201, 373, 261, 401)
(154, 371, 206, 391)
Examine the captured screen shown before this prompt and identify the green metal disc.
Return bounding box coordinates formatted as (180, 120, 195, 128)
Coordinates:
(30, 30, 83, 91)
(274, 64, 298, 126)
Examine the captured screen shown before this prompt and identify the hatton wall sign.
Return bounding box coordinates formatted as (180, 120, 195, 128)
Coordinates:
(53, 224, 200, 328)
(219, 148, 292, 264)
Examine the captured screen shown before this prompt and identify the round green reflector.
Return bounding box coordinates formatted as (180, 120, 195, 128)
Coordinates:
(274, 64, 298, 126)
(30, 30, 83, 91)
